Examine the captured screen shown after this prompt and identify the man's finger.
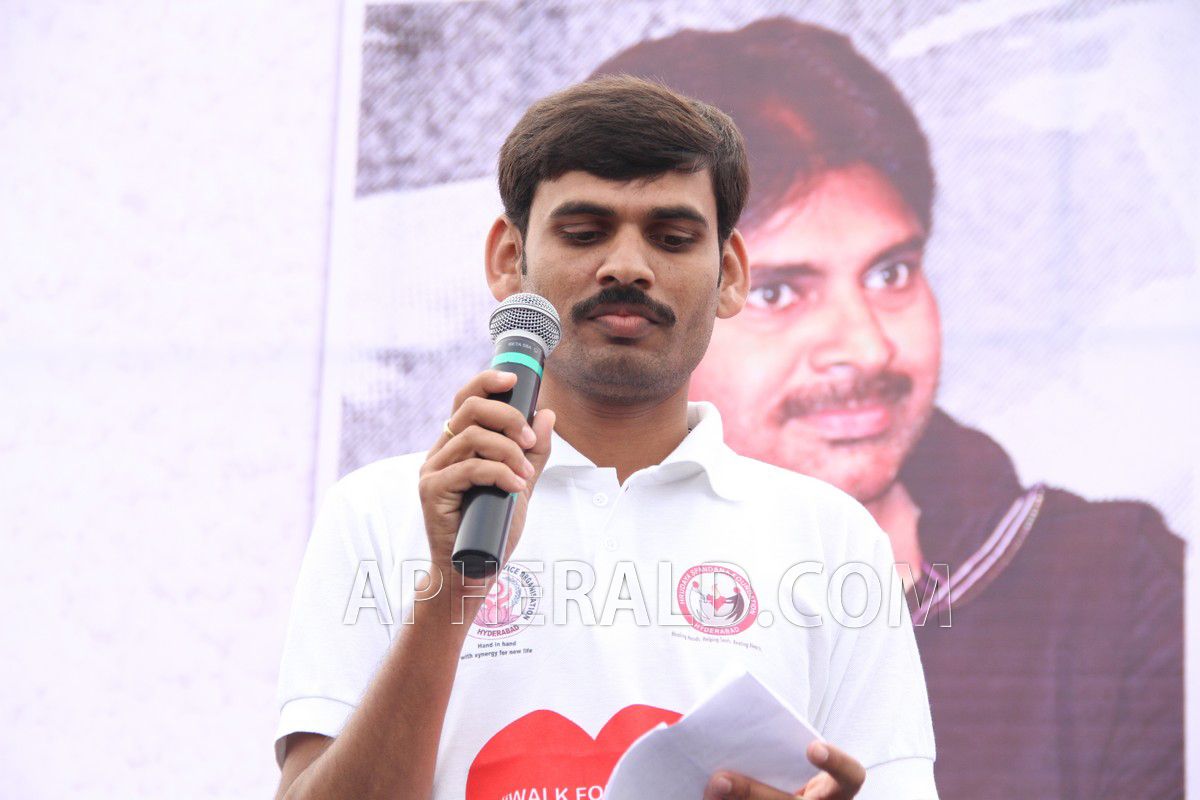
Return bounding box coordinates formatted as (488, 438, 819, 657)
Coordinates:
(451, 369, 519, 412)
(703, 771, 796, 800)
(449, 394, 533, 443)
(428, 371, 522, 461)
(420, 457, 528, 500)
(525, 408, 556, 478)
(803, 741, 865, 798)
(426, 425, 534, 479)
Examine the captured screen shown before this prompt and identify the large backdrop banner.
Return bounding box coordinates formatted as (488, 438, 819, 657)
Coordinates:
(317, 1, 1196, 797)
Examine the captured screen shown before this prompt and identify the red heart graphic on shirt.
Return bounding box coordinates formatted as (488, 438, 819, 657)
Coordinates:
(466, 704, 681, 800)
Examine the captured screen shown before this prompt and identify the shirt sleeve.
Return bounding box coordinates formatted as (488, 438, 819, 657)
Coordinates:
(272, 477, 395, 767)
(817, 500, 939, 799)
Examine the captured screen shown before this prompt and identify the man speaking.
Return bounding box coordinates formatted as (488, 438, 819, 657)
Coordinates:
(273, 76, 936, 799)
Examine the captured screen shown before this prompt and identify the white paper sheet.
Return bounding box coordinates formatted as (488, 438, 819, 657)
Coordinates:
(605, 670, 823, 799)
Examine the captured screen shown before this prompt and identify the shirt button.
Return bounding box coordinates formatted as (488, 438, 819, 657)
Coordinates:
(602, 537, 619, 551)
(592, 492, 608, 507)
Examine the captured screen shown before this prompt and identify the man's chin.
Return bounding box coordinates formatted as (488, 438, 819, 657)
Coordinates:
(562, 351, 688, 404)
(823, 467, 902, 505)
(774, 438, 905, 504)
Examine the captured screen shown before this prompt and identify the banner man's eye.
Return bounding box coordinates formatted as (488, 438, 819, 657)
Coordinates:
(746, 281, 798, 311)
(864, 260, 914, 291)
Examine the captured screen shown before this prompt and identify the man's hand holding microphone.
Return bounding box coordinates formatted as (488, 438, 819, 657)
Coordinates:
(417, 292, 561, 621)
(417, 368, 556, 612)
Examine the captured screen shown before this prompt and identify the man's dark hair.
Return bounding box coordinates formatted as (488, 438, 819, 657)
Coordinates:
(498, 74, 750, 247)
(589, 18, 935, 233)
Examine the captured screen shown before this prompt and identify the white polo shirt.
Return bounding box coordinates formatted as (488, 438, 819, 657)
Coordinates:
(275, 402, 937, 799)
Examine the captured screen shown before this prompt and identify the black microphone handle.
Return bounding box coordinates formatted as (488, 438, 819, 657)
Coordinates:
(451, 334, 545, 579)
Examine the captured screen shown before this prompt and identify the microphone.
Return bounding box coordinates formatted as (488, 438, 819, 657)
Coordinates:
(452, 292, 562, 578)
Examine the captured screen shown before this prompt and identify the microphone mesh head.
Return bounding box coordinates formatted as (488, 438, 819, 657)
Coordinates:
(489, 292, 562, 354)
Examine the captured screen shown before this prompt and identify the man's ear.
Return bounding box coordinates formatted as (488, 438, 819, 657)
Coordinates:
(485, 215, 523, 301)
(716, 229, 750, 319)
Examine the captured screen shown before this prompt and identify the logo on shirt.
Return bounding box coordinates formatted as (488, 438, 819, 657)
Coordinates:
(471, 562, 542, 639)
(467, 705, 681, 800)
(677, 563, 758, 635)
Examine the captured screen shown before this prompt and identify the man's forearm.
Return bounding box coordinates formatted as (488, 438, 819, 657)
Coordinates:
(283, 589, 476, 800)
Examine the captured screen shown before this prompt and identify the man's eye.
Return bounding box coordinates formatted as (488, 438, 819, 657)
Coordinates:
(561, 228, 603, 245)
(746, 282, 799, 311)
(864, 260, 914, 290)
(652, 231, 696, 250)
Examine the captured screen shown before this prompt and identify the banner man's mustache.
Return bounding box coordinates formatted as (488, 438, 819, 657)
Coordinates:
(775, 372, 913, 424)
(571, 285, 677, 327)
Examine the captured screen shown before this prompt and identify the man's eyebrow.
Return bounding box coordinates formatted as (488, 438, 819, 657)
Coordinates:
(548, 201, 616, 219)
(647, 205, 708, 228)
(868, 235, 927, 266)
(752, 235, 927, 281)
(751, 262, 821, 280)
(546, 201, 709, 228)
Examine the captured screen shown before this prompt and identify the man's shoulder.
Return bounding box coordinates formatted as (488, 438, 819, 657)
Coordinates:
(910, 409, 1184, 569)
(722, 450, 888, 547)
(725, 450, 852, 499)
(1035, 485, 1184, 571)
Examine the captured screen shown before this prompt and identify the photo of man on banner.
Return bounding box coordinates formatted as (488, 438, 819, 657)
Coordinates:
(586, 17, 1184, 798)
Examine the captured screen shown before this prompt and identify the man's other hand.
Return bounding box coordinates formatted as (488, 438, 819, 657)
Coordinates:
(702, 740, 865, 799)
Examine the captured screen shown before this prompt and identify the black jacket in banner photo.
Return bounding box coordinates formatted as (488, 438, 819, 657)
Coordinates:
(900, 410, 1184, 800)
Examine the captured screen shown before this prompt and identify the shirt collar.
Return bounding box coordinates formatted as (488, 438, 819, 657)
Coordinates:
(543, 401, 747, 501)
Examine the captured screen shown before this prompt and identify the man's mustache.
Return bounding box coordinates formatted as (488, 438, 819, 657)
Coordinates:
(571, 285, 677, 327)
(775, 372, 913, 423)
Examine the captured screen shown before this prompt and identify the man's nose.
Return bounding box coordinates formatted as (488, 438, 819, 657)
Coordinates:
(808, 289, 894, 376)
(595, 228, 654, 289)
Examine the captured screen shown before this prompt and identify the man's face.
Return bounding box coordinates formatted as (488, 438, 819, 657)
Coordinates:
(689, 165, 941, 503)
(520, 169, 737, 405)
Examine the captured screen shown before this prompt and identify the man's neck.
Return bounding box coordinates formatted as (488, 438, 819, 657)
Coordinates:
(538, 376, 691, 484)
(865, 480, 924, 591)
